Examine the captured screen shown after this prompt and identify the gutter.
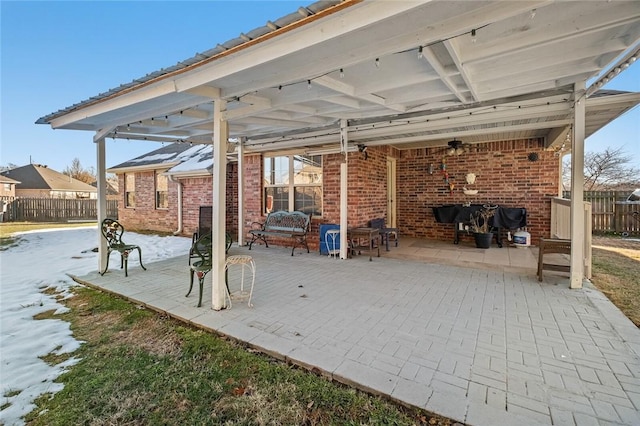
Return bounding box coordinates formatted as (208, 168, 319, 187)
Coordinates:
(168, 175, 183, 235)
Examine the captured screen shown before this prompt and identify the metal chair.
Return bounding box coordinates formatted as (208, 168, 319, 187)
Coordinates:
(186, 232, 232, 307)
(369, 217, 398, 251)
(100, 218, 146, 277)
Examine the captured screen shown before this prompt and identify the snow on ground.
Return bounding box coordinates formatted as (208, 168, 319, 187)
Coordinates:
(0, 226, 191, 425)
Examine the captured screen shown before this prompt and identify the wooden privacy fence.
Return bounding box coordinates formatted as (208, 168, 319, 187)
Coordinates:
(563, 191, 640, 235)
(2, 198, 118, 222)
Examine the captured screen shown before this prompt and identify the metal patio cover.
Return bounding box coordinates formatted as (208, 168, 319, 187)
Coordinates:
(37, 0, 640, 153)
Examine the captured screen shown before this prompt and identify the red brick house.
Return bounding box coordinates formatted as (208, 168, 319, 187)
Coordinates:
(36, 1, 640, 297)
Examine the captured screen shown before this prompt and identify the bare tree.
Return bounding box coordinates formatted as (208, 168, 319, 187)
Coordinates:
(63, 158, 96, 184)
(563, 147, 640, 190)
(0, 163, 18, 172)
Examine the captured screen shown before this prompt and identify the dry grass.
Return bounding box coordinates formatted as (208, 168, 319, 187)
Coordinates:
(591, 237, 640, 326)
(0, 221, 96, 238)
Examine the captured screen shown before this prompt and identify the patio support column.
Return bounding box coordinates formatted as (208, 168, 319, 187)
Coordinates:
(339, 119, 348, 260)
(569, 82, 586, 289)
(95, 136, 108, 273)
(212, 99, 228, 310)
(237, 139, 244, 247)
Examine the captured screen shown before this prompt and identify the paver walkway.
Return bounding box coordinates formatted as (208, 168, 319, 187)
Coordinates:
(73, 243, 640, 425)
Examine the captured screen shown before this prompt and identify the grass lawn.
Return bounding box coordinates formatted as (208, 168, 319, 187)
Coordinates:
(590, 237, 640, 326)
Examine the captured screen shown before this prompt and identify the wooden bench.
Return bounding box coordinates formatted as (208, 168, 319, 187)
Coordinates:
(537, 238, 571, 281)
(248, 211, 311, 256)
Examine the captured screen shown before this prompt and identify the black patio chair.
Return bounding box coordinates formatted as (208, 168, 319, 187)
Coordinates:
(369, 217, 398, 251)
(100, 218, 146, 277)
(189, 206, 232, 265)
(186, 232, 232, 307)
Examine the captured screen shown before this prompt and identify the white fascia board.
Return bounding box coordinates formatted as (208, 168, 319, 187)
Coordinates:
(163, 169, 211, 179)
(107, 161, 181, 174)
(587, 91, 640, 107)
(50, 80, 180, 129)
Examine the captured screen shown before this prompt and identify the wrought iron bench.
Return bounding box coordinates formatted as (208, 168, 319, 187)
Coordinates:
(248, 211, 311, 256)
(100, 218, 146, 277)
(537, 238, 571, 281)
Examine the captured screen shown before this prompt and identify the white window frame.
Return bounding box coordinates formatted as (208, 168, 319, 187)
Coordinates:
(263, 154, 323, 217)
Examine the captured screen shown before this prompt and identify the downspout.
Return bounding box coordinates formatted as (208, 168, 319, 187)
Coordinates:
(168, 175, 183, 235)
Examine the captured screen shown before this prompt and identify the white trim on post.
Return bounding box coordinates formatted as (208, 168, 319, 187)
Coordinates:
(237, 140, 245, 247)
(570, 82, 586, 289)
(212, 99, 228, 310)
(339, 119, 348, 260)
(95, 136, 108, 273)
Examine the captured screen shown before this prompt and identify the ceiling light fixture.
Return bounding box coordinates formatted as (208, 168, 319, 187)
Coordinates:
(446, 139, 470, 156)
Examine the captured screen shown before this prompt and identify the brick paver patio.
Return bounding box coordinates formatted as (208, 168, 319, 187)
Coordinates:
(72, 240, 640, 425)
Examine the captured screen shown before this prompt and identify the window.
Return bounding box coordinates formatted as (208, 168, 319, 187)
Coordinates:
(3, 183, 10, 191)
(125, 173, 135, 208)
(263, 155, 322, 216)
(155, 172, 168, 209)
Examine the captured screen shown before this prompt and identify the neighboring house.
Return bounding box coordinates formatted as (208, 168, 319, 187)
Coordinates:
(0, 175, 20, 198)
(0, 164, 97, 199)
(90, 178, 120, 200)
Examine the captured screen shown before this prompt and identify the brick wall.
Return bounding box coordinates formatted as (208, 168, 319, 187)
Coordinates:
(116, 138, 559, 248)
(397, 138, 559, 245)
(117, 163, 238, 237)
(117, 171, 179, 233)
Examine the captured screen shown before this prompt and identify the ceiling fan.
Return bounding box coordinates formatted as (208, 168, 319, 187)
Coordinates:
(445, 139, 471, 156)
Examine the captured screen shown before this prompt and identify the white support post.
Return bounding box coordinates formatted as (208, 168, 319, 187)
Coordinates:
(212, 99, 228, 309)
(95, 136, 108, 273)
(339, 119, 349, 260)
(237, 139, 244, 247)
(570, 82, 586, 289)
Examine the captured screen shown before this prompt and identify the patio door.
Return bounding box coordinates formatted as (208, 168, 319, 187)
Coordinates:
(386, 157, 397, 228)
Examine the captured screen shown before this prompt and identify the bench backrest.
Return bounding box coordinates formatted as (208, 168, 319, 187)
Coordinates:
(263, 211, 310, 233)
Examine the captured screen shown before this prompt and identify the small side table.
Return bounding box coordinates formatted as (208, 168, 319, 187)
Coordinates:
(325, 229, 340, 258)
(224, 255, 256, 308)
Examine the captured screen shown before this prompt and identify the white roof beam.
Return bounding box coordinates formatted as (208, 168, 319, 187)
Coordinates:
(258, 111, 329, 125)
(359, 119, 572, 147)
(278, 104, 317, 116)
(321, 96, 361, 109)
(182, 85, 222, 99)
(350, 103, 571, 140)
(442, 39, 479, 103)
(313, 75, 405, 112)
(420, 45, 470, 104)
(234, 116, 320, 128)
